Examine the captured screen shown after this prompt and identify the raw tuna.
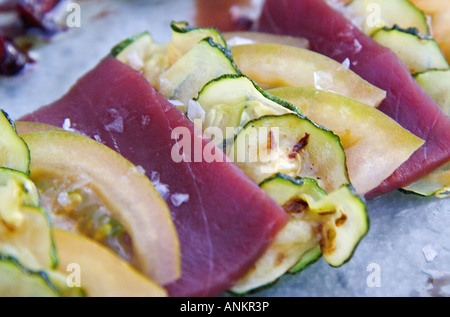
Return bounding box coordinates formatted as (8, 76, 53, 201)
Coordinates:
(256, 0, 450, 199)
(19, 56, 289, 297)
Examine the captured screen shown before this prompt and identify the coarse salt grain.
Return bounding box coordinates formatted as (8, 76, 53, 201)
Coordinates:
(170, 193, 189, 207)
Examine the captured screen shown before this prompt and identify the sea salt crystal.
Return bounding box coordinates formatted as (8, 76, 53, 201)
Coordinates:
(93, 134, 104, 144)
(62, 117, 86, 135)
(141, 115, 151, 126)
(353, 39, 363, 53)
(62, 118, 72, 131)
(187, 99, 205, 123)
(168, 99, 184, 106)
(57, 191, 71, 207)
(170, 193, 189, 207)
(126, 50, 144, 70)
(136, 165, 146, 174)
(422, 244, 438, 262)
(105, 109, 124, 133)
(227, 36, 255, 46)
(150, 171, 170, 200)
(340, 57, 351, 69)
(314, 71, 334, 91)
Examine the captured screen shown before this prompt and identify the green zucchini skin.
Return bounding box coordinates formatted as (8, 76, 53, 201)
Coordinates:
(345, 0, 429, 36)
(0, 110, 30, 174)
(159, 37, 240, 105)
(0, 253, 85, 297)
(110, 31, 152, 57)
(413, 69, 450, 117)
(229, 113, 349, 193)
(170, 20, 228, 50)
(372, 26, 449, 74)
(230, 173, 368, 295)
(0, 253, 60, 297)
(107, 21, 372, 295)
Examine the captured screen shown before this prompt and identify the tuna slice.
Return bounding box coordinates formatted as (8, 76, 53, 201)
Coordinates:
(257, 0, 450, 199)
(19, 56, 289, 297)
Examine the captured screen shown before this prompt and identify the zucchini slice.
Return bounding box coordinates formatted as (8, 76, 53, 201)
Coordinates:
(372, 26, 449, 74)
(111, 31, 169, 89)
(414, 68, 450, 117)
(195, 74, 300, 149)
(288, 245, 322, 274)
(230, 43, 386, 107)
(307, 185, 369, 267)
(53, 229, 167, 297)
(0, 254, 84, 297)
(168, 21, 228, 64)
(0, 110, 30, 174)
(264, 174, 368, 267)
(230, 174, 368, 294)
(228, 113, 349, 193)
(230, 175, 325, 295)
(0, 168, 57, 270)
(20, 131, 180, 286)
(402, 161, 450, 198)
(344, 0, 429, 36)
(0, 167, 40, 209)
(159, 37, 240, 106)
(267, 86, 425, 195)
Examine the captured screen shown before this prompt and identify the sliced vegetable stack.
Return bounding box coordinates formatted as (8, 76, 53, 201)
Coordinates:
(0, 109, 175, 297)
(7, 0, 448, 295)
(19, 54, 290, 297)
(18, 19, 427, 295)
(256, 0, 450, 199)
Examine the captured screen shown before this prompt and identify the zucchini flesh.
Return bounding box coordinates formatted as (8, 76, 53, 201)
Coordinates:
(267, 86, 425, 196)
(159, 37, 240, 106)
(168, 21, 228, 65)
(288, 245, 322, 273)
(0, 110, 30, 174)
(228, 113, 349, 193)
(21, 131, 180, 285)
(195, 74, 300, 149)
(269, 175, 368, 268)
(111, 31, 169, 90)
(230, 175, 325, 295)
(344, 0, 429, 36)
(0, 254, 59, 297)
(307, 185, 369, 267)
(414, 69, 450, 117)
(231, 174, 368, 294)
(372, 26, 449, 74)
(402, 161, 450, 198)
(230, 43, 386, 108)
(0, 168, 57, 270)
(0, 254, 84, 297)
